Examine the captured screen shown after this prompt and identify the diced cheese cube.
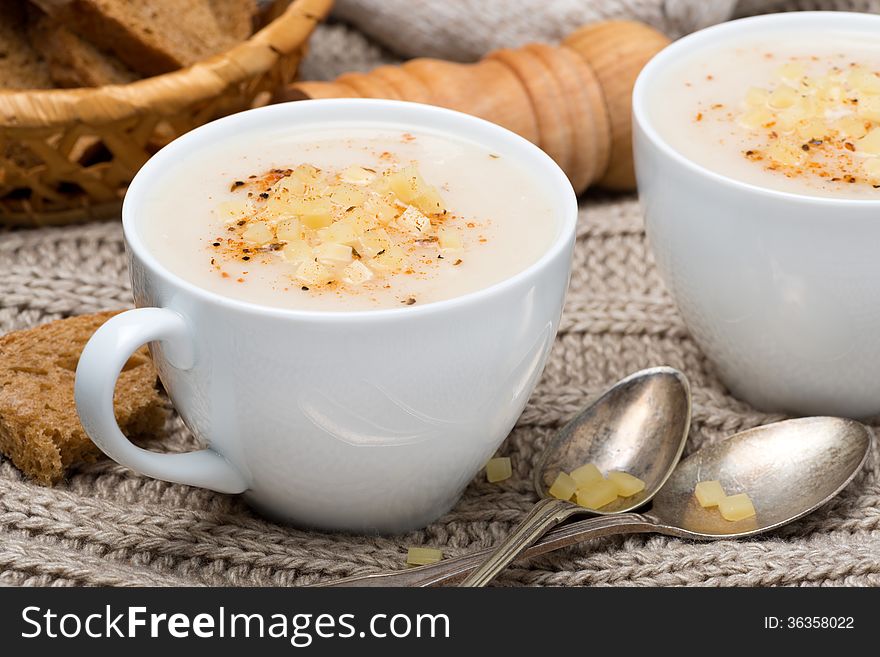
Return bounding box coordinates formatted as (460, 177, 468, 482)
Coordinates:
(548, 472, 577, 501)
(339, 165, 377, 186)
(357, 229, 392, 259)
(768, 85, 798, 109)
(387, 165, 425, 204)
(794, 118, 828, 142)
(857, 126, 880, 155)
(485, 457, 512, 483)
(314, 242, 353, 264)
(369, 172, 392, 195)
(214, 200, 249, 224)
(777, 62, 805, 84)
(241, 221, 273, 245)
(295, 260, 335, 286)
(318, 218, 361, 246)
(275, 219, 302, 242)
(836, 116, 869, 140)
(328, 183, 366, 208)
(739, 107, 774, 130)
(297, 198, 334, 229)
(779, 95, 818, 131)
(438, 226, 463, 251)
(341, 260, 373, 286)
(816, 80, 843, 103)
(291, 163, 321, 183)
(858, 94, 880, 121)
(364, 196, 399, 225)
(411, 186, 445, 215)
(272, 174, 307, 198)
(396, 205, 431, 235)
(766, 140, 806, 166)
(848, 66, 880, 95)
(570, 463, 603, 489)
(264, 194, 298, 221)
(718, 493, 756, 521)
(745, 86, 770, 108)
(694, 480, 726, 508)
(575, 479, 618, 510)
(607, 471, 645, 497)
(369, 244, 408, 273)
(345, 207, 381, 233)
(280, 240, 311, 265)
(406, 547, 443, 566)
(862, 157, 880, 180)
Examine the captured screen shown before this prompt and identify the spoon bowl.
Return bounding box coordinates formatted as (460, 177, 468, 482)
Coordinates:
(321, 402, 872, 586)
(458, 414, 871, 587)
(459, 366, 692, 586)
(535, 366, 691, 513)
(650, 416, 872, 538)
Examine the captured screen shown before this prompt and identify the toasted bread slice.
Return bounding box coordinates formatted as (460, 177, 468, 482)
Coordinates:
(29, 15, 139, 88)
(32, 0, 241, 76)
(0, 1, 53, 89)
(0, 311, 166, 485)
(211, 0, 258, 42)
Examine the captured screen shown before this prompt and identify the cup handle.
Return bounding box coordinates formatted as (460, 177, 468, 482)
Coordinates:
(75, 307, 248, 494)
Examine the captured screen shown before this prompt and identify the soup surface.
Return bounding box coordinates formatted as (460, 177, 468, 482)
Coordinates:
(140, 124, 558, 311)
(649, 29, 880, 199)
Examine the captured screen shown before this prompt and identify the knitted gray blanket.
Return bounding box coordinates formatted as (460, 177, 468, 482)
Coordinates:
(1, 0, 878, 586)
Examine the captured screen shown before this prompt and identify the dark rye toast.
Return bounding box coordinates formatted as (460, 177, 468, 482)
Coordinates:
(0, 312, 166, 485)
(30, 0, 255, 77)
(0, 1, 53, 89)
(211, 0, 259, 42)
(28, 13, 139, 88)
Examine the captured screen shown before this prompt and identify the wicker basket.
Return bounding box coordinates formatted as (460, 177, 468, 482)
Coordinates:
(0, 0, 332, 228)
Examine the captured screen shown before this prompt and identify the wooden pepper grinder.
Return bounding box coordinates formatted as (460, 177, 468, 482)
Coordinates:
(277, 21, 670, 193)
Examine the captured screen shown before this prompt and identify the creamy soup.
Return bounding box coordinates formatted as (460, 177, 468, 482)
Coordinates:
(139, 124, 558, 311)
(649, 29, 880, 199)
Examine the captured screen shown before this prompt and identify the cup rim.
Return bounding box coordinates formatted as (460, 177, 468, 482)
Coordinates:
(123, 98, 577, 321)
(632, 11, 880, 207)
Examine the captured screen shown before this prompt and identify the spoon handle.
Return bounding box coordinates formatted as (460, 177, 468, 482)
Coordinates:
(317, 511, 657, 587)
(459, 498, 586, 587)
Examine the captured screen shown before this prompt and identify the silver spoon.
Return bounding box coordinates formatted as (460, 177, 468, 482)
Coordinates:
(460, 366, 691, 585)
(320, 415, 871, 586)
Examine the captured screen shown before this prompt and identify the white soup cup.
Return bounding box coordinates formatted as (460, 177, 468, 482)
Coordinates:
(74, 99, 577, 533)
(634, 12, 880, 418)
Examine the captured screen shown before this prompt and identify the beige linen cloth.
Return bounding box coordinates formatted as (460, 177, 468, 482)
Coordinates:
(1, 0, 879, 586)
